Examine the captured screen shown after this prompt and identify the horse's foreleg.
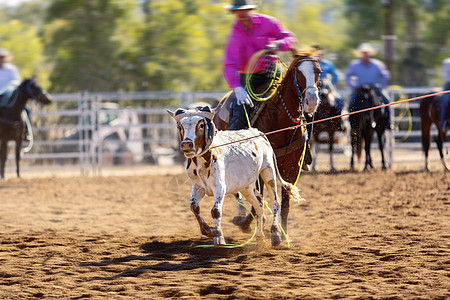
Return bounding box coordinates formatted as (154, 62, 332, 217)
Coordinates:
(377, 130, 386, 170)
(363, 131, 372, 171)
(15, 141, 22, 178)
(280, 185, 290, 237)
(0, 141, 7, 179)
(328, 131, 336, 173)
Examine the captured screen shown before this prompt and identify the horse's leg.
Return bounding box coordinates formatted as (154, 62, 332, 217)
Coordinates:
(363, 127, 372, 171)
(350, 130, 356, 171)
(421, 117, 431, 172)
(279, 184, 290, 234)
(436, 130, 449, 171)
(0, 140, 7, 179)
(377, 129, 387, 170)
(328, 130, 336, 173)
(15, 139, 22, 178)
(312, 139, 318, 172)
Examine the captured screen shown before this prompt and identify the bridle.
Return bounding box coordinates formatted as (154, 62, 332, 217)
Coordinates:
(276, 57, 320, 124)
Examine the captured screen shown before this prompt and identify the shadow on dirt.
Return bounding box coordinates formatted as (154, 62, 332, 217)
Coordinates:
(81, 238, 248, 281)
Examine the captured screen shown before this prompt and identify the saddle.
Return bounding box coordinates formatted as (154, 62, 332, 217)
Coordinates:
(214, 89, 273, 129)
(0, 84, 18, 108)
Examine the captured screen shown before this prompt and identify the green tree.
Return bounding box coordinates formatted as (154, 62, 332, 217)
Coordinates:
(44, 0, 137, 93)
(0, 20, 46, 86)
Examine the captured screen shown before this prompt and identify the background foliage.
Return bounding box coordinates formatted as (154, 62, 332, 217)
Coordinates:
(0, 0, 448, 93)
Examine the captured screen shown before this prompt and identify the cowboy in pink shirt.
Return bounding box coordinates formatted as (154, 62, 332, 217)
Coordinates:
(223, 0, 296, 130)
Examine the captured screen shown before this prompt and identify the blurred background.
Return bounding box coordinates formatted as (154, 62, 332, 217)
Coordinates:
(0, 0, 449, 175)
(1, 0, 448, 92)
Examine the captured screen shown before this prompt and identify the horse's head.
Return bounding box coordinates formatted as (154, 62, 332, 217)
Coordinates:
(167, 105, 216, 158)
(23, 79, 52, 105)
(356, 85, 379, 109)
(283, 51, 321, 115)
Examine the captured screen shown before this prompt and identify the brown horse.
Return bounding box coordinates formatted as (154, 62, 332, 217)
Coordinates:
(0, 79, 52, 179)
(213, 51, 321, 235)
(419, 94, 449, 171)
(311, 79, 342, 173)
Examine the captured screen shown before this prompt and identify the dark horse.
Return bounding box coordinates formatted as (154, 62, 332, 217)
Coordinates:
(349, 85, 389, 171)
(0, 79, 52, 179)
(419, 93, 449, 171)
(311, 78, 342, 173)
(213, 51, 321, 236)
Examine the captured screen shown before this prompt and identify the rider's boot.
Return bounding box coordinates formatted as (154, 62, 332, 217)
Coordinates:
(229, 102, 251, 130)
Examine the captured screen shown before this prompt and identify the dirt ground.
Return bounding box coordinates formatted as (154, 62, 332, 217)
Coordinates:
(0, 166, 449, 299)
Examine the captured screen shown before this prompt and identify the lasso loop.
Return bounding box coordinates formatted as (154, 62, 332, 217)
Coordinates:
(244, 50, 284, 102)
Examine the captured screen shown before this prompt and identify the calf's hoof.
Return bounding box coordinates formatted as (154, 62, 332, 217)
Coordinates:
(214, 236, 226, 247)
(271, 229, 282, 246)
(200, 224, 214, 238)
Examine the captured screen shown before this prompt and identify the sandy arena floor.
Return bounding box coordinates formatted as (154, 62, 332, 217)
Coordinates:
(0, 159, 448, 299)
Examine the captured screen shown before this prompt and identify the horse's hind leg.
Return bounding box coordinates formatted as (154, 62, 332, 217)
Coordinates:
(235, 192, 246, 216)
(436, 130, 449, 171)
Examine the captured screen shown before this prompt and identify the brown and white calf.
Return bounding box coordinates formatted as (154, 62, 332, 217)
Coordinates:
(168, 106, 301, 246)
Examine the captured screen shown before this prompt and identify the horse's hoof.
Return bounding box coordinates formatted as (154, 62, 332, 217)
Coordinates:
(232, 216, 252, 233)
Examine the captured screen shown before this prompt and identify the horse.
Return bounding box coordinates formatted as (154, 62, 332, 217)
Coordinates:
(349, 85, 389, 171)
(311, 78, 342, 173)
(0, 79, 52, 179)
(213, 50, 321, 236)
(419, 93, 449, 171)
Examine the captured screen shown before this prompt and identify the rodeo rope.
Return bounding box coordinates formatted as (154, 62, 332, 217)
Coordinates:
(210, 90, 450, 150)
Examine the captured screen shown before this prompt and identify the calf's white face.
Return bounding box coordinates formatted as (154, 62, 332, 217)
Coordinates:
(177, 115, 208, 158)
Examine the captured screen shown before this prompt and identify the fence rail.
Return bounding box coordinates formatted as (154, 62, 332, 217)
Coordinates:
(3, 86, 446, 177)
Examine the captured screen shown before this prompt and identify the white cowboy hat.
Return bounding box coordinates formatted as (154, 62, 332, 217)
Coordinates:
(0, 48, 11, 59)
(354, 43, 377, 57)
(225, 0, 258, 11)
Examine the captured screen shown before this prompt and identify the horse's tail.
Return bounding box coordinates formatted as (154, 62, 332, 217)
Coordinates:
(272, 151, 305, 203)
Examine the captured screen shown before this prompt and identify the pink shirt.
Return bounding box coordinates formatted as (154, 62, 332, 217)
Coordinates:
(223, 13, 296, 89)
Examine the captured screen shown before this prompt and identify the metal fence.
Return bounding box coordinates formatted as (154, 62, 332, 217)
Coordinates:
(3, 86, 445, 176)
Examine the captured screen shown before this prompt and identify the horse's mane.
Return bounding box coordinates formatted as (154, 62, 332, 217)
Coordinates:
(279, 49, 321, 94)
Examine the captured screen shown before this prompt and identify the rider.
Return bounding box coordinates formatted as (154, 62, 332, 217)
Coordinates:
(441, 57, 450, 131)
(345, 43, 392, 129)
(0, 49, 20, 92)
(0, 48, 30, 141)
(223, 0, 296, 130)
(312, 45, 345, 131)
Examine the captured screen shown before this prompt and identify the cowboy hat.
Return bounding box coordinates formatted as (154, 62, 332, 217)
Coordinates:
(225, 0, 258, 11)
(0, 48, 11, 58)
(354, 43, 377, 57)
